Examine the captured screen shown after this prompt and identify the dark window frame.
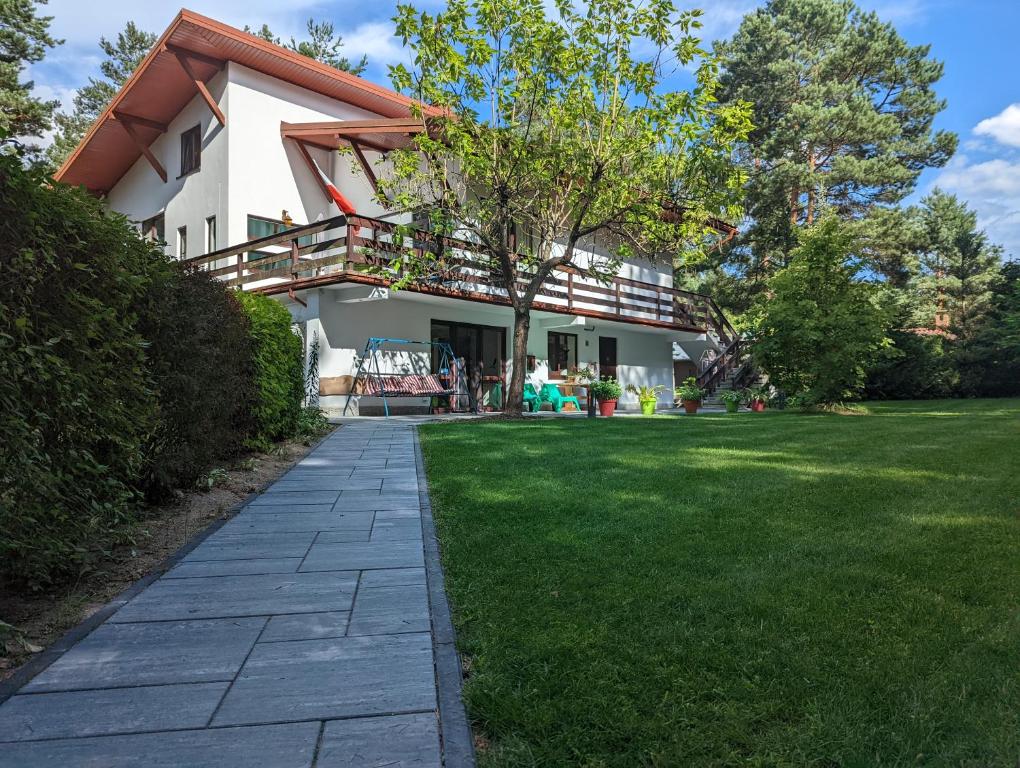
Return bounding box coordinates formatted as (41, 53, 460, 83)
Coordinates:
(548, 331, 578, 377)
(431, 319, 507, 379)
(179, 124, 201, 178)
(177, 225, 187, 259)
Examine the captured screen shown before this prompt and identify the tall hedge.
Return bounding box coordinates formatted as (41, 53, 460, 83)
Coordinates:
(137, 268, 255, 499)
(236, 292, 304, 447)
(0, 154, 159, 588)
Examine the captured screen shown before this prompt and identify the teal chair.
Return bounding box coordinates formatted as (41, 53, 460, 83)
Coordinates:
(540, 383, 581, 413)
(523, 383, 542, 413)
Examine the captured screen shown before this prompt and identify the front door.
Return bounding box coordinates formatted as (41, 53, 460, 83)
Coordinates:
(599, 337, 617, 379)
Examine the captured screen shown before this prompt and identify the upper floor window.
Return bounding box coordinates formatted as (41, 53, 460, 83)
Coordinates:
(177, 226, 187, 259)
(180, 125, 201, 177)
(140, 213, 164, 244)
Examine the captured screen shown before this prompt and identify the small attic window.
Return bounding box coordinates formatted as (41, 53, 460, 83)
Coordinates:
(180, 125, 201, 177)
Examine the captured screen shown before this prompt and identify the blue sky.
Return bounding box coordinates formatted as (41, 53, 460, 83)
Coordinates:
(29, 0, 1020, 257)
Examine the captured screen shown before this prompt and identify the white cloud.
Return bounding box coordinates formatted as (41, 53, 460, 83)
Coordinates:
(974, 103, 1020, 148)
(343, 21, 410, 68)
(931, 155, 1020, 259)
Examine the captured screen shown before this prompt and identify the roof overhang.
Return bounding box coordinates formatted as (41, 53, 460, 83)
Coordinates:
(54, 8, 433, 194)
(280, 118, 426, 153)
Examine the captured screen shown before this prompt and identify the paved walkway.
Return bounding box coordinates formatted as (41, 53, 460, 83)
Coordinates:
(0, 423, 471, 767)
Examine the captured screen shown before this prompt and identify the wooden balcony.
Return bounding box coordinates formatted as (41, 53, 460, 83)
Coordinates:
(182, 213, 736, 339)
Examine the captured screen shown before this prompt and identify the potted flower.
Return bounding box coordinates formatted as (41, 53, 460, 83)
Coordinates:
(745, 385, 769, 412)
(675, 377, 705, 414)
(718, 389, 742, 414)
(626, 384, 665, 416)
(590, 378, 623, 417)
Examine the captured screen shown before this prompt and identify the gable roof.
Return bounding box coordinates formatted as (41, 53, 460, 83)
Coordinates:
(54, 8, 426, 193)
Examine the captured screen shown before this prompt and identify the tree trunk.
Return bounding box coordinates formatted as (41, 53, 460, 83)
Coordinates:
(504, 308, 531, 416)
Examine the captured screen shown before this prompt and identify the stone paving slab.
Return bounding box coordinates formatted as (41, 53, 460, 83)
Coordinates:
(211, 633, 435, 726)
(317, 713, 441, 767)
(22, 618, 265, 691)
(110, 572, 358, 622)
(0, 682, 229, 741)
(0, 722, 320, 768)
(0, 422, 472, 767)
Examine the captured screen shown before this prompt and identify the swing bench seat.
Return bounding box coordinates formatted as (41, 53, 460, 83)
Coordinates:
(360, 374, 453, 397)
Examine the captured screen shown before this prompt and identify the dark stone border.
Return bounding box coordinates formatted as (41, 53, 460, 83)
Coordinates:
(414, 427, 476, 768)
(0, 428, 338, 705)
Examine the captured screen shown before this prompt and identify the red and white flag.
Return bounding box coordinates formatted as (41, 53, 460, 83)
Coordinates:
(311, 155, 357, 215)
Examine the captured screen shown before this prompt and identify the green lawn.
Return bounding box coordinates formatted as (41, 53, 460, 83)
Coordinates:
(420, 400, 1020, 767)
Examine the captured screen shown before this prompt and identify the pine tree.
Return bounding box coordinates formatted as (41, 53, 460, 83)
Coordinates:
(916, 189, 1002, 343)
(0, 0, 61, 141)
(244, 19, 367, 75)
(47, 22, 155, 167)
(713, 0, 956, 299)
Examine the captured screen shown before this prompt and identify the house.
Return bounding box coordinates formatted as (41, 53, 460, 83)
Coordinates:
(55, 9, 741, 415)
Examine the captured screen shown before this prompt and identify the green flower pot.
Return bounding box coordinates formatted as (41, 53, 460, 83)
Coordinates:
(640, 399, 656, 416)
(725, 401, 739, 414)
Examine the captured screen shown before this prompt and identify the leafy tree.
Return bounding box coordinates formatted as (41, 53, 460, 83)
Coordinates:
(245, 19, 367, 75)
(750, 217, 890, 404)
(712, 0, 956, 300)
(0, 0, 61, 140)
(383, 0, 750, 415)
(47, 21, 156, 167)
(954, 261, 1020, 397)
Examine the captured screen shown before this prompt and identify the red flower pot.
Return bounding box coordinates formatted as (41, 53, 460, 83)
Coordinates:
(598, 399, 618, 417)
(750, 400, 766, 412)
(683, 399, 700, 414)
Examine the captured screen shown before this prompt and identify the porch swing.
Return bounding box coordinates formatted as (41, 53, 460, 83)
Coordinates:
(342, 337, 469, 417)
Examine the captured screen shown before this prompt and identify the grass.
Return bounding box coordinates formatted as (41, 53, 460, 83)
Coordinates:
(420, 399, 1020, 767)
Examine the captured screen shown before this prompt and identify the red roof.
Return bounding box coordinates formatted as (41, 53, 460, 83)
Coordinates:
(54, 9, 428, 193)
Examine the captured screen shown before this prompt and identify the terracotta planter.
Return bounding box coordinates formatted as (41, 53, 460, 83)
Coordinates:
(598, 398, 618, 417)
(750, 400, 766, 412)
(640, 399, 656, 416)
(725, 401, 739, 414)
(434, 406, 449, 414)
(683, 399, 700, 414)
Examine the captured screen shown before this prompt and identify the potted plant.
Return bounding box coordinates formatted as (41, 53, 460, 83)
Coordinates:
(675, 377, 705, 414)
(590, 378, 623, 416)
(745, 385, 769, 412)
(718, 389, 742, 414)
(575, 365, 599, 418)
(627, 384, 665, 416)
(432, 395, 450, 414)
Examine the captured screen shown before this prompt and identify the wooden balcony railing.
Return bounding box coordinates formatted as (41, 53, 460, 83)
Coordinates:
(182, 214, 735, 336)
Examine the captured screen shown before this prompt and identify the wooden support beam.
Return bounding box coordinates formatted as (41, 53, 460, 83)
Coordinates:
(164, 43, 226, 71)
(112, 111, 167, 133)
(349, 141, 378, 193)
(170, 48, 226, 127)
(117, 116, 166, 183)
(291, 139, 334, 206)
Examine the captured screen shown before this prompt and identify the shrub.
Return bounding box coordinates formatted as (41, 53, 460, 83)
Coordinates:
(0, 153, 158, 588)
(590, 379, 622, 401)
(674, 376, 705, 402)
(137, 267, 255, 498)
(865, 328, 955, 400)
(236, 292, 303, 447)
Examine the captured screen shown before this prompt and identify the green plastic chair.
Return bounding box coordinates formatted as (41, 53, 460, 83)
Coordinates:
(523, 383, 542, 412)
(540, 383, 581, 413)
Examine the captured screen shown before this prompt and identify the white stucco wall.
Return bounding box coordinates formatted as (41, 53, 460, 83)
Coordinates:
(106, 69, 229, 255)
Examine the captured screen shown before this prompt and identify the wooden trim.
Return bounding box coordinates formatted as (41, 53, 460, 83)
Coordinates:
(291, 139, 334, 206)
(115, 115, 166, 182)
(349, 141, 379, 193)
(164, 42, 226, 71)
(112, 111, 167, 133)
(170, 47, 226, 127)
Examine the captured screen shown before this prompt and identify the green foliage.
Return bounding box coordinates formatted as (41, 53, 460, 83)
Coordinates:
(865, 328, 954, 400)
(387, 0, 750, 413)
(237, 292, 304, 447)
(674, 376, 705, 401)
(717, 389, 743, 405)
(744, 384, 771, 403)
(956, 261, 1020, 397)
(48, 21, 156, 167)
(626, 384, 666, 402)
(590, 379, 623, 401)
(244, 19, 367, 74)
(0, 0, 61, 140)
(136, 267, 254, 499)
(296, 406, 331, 443)
(708, 0, 955, 305)
(0, 152, 157, 589)
(750, 218, 890, 404)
